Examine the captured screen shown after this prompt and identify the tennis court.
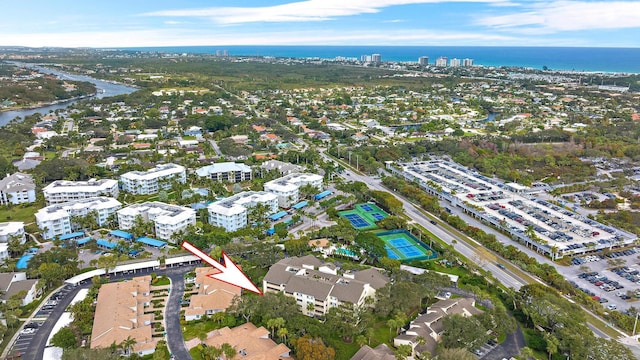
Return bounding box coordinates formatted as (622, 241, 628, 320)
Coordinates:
(339, 203, 390, 230)
(377, 230, 438, 262)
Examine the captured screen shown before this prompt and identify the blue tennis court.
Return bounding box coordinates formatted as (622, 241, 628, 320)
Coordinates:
(361, 204, 374, 211)
(388, 238, 412, 248)
(344, 213, 370, 228)
(372, 213, 385, 220)
(377, 230, 438, 262)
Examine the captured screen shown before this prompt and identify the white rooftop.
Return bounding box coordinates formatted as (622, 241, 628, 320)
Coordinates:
(43, 178, 118, 194)
(35, 197, 122, 222)
(208, 191, 277, 216)
(0, 222, 24, 236)
(195, 162, 252, 177)
(118, 202, 195, 225)
(120, 163, 185, 181)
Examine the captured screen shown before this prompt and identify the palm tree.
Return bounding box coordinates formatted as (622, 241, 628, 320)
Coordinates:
(221, 343, 236, 359)
(120, 336, 136, 356)
(277, 327, 289, 344)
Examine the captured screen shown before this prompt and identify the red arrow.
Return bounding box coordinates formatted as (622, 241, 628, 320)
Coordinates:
(182, 241, 263, 295)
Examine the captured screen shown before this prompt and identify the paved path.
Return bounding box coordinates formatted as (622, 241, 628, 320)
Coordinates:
(165, 271, 192, 360)
(483, 325, 526, 360)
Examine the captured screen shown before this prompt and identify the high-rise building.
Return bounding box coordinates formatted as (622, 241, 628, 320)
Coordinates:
(462, 58, 474, 67)
(449, 58, 461, 67)
(435, 57, 448, 67)
(418, 56, 429, 66)
(223, 49, 228, 56)
(216, 50, 223, 56)
(371, 54, 382, 64)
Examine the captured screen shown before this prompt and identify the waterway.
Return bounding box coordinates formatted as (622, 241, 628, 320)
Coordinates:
(0, 63, 138, 126)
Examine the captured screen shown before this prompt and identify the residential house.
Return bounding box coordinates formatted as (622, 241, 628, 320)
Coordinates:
(196, 162, 252, 183)
(264, 173, 323, 208)
(90, 276, 157, 356)
(186, 322, 290, 360)
(263, 256, 388, 316)
(117, 202, 196, 242)
(0, 272, 40, 306)
(0, 173, 36, 205)
(260, 160, 303, 176)
(36, 197, 122, 240)
(184, 267, 242, 321)
(393, 297, 483, 357)
(350, 344, 395, 360)
(42, 178, 119, 205)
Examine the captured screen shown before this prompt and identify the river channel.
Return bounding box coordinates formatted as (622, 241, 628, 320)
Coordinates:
(0, 63, 138, 126)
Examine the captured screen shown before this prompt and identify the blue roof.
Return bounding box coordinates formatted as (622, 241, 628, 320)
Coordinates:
(314, 190, 332, 200)
(110, 230, 133, 240)
(292, 201, 308, 209)
(136, 237, 167, 248)
(59, 231, 85, 241)
(16, 253, 34, 269)
(269, 211, 288, 221)
(96, 239, 117, 249)
(266, 228, 275, 235)
(75, 237, 93, 245)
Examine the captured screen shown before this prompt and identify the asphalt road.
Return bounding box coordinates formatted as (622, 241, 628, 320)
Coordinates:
(165, 271, 193, 360)
(25, 284, 87, 360)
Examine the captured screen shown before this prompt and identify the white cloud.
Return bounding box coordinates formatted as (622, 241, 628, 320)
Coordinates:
(383, 19, 406, 23)
(477, 1, 640, 32)
(164, 21, 182, 25)
(0, 28, 521, 48)
(143, 0, 516, 24)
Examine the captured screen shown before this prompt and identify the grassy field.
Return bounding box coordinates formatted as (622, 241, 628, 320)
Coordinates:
(0, 204, 39, 224)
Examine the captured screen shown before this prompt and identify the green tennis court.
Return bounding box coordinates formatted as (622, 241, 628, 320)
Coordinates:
(339, 203, 390, 230)
(377, 230, 438, 261)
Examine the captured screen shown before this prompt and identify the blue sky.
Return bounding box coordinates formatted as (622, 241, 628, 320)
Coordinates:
(1, 0, 639, 48)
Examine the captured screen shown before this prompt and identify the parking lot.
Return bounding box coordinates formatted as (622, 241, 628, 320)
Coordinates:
(568, 247, 640, 312)
(6, 285, 74, 357)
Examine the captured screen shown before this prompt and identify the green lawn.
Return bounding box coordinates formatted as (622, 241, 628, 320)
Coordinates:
(0, 204, 39, 223)
(152, 276, 170, 286)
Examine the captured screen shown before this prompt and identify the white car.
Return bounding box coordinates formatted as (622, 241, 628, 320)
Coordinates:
(606, 304, 617, 310)
(20, 328, 35, 335)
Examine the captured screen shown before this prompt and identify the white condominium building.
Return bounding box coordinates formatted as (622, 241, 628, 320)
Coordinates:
(119, 163, 186, 195)
(207, 191, 278, 232)
(43, 178, 119, 205)
(0, 173, 36, 206)
(35, 197, 122, 240)
(195, 162, 252, 183)
(264, 173, 323, 208)
(117, 202, 196, 242)
(0, 222, 25, 243)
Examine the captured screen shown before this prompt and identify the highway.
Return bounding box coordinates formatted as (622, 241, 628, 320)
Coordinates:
(320, 150, 528, 290)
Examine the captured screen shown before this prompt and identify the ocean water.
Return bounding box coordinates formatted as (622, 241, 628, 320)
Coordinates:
(122, 46, 640, 74)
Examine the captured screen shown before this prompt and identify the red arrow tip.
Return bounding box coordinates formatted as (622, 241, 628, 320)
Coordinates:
(181, 241, 263, 295)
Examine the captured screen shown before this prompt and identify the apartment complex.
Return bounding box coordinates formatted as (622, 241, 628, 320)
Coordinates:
(42, 178, 119, 205)
(394, 298, 482, 357)
(195, 162, 252, 183)
(117, 202, 196, 242)
(119, 163, 186, 195)
(186, 323, 291, 360)
(264, 173, 323, 208)
(35, 197, 122, 240)
(184, 267, 242, 321)
(0, 272, 40, 306)
(90, 276, 157, 357)
(207, 191, 278, 232)
(263, 256, 388, 316)
(0, 173, 36, 206)
(0, 222, 25, 243)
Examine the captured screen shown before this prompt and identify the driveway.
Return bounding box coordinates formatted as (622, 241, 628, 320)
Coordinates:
(165, 271, 192, 360)
(483, 325, 525, 360)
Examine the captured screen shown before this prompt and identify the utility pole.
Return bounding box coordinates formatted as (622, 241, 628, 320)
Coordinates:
(356, 155, 359, 170)
(348, 152, 352, 166)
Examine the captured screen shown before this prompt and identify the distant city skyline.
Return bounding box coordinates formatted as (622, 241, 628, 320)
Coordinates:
(1, 1, 639, 48)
